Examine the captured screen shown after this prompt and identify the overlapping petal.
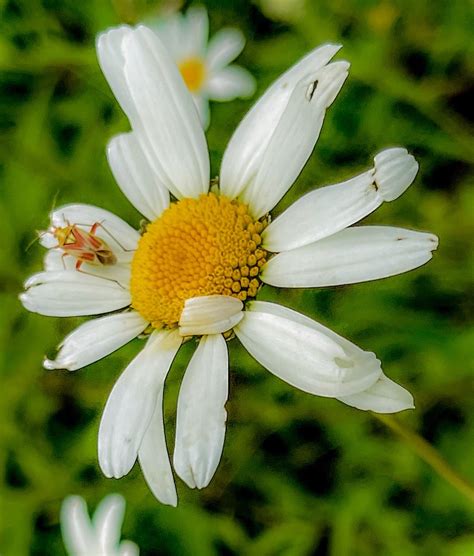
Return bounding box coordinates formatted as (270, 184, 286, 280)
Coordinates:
(98, 330, 181, 479)
(262, 226, 439, 288)
(174, 334, 228, 489)
(240, 61, 349, 217)
(220, 43, 342, 200)
(97, 25, 210, 199)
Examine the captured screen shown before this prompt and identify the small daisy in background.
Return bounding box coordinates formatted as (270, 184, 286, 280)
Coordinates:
(150, 6, 256, 127)
(61, 494, 138, 556)
(21, 26, 438, 506)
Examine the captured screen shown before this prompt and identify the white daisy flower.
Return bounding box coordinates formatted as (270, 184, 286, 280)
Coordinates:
(150, 6, 256, 127)
(60, 494, 139, 556)
(21, 25, 438, 506)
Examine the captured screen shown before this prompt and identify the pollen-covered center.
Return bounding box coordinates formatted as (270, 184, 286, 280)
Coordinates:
(131, 193, 268, 329)
(178, 57, 206, 92)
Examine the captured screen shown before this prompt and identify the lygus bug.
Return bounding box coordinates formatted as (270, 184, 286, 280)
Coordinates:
(51, 221, 117, 270)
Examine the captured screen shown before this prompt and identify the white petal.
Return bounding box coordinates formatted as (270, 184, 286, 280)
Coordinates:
(263, 171, 377, 252)
(263, 147, 420, 252)
(374, 147, 419, 201)
(192, 94, 211, 130)
(107, 132, 169, 221)
(235, 302, 381, 397)
(96, 26, 137, 120)
(206, 66, 256, 101)
(92, 493, 125, 553)
(122, 26, 210, 199)
(20, 271, 130, 317)
(152, 14, 184, 61)
(98, 330, 181, 479)
(174, 334, 228, 489)
(338, 374, 415, 413)
(138, 389, 178, 507)
(262, 226, 439, 287)
(43, 312, 148, 371)
(119, 541, 140, 556)
(241, 61, 349, 217)
(220, 43, 341, 200)
(184, 6, 208, 57)
(179, 295, 244, 336)
(50, 203, 139, 263)
(39, 231, 56, 248)
(43, 248, 131, 287)
(60, 496, 99, 555)
(206, 28, 245, 71)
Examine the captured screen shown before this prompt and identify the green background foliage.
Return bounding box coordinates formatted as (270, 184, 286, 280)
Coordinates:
(1, 0, 473, 554)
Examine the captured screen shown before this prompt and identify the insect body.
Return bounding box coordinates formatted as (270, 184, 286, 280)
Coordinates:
(53, 221, 117, 270)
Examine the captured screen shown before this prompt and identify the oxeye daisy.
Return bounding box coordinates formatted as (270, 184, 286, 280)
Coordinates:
(150, 6, 255, 128)
(20, 25, 438, 506)
(60, 494, 138, 556)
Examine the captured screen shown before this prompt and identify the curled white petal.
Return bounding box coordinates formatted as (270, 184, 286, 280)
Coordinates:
(262, 226, 439, 288)
(107, 132, 169, 221)
(138, 388, 178, 507)
(374, 147, 419, 202)
(174, 334, 228, 489)
(98, 330, 181, 479)
(43, 312, 148, 371)
(240, 60, 349, 218)
(179, 295, 244, 336)
(220, 43, 342, 200)
(338, 374, 415, 413)
(235, 301, 381, 398)
(262, 147, 419, 252)
(20, 271, 131, 317)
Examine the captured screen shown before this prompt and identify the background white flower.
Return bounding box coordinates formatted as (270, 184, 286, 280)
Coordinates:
(20, 25, 438, 507)
(60, 494, 139, 556)
(151, 6, 256, 127)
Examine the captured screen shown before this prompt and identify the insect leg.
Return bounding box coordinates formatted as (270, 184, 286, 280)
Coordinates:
(91, 221, 136, 253)
(75, 268, 127, 290)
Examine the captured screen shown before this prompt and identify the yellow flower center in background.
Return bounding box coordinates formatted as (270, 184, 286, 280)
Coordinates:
(131, 193, 268, 329)
(178, 57, 206, 92)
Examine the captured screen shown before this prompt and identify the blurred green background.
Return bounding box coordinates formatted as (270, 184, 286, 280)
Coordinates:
(1, 0, 473, 554)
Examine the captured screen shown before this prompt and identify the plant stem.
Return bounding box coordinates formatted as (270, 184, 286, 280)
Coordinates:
(373, 413, 474, 504)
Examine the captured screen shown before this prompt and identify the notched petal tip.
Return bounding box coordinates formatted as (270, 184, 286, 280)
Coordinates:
(374, 147, 419, 202)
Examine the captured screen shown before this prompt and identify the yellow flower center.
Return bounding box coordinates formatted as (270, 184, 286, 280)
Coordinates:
(178, 57, 206, 93)
(131, 193, 268, 329)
